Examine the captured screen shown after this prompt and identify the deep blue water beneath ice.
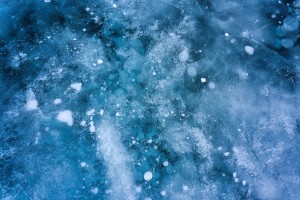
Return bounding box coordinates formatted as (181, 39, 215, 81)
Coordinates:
(1, 0, 300, 199)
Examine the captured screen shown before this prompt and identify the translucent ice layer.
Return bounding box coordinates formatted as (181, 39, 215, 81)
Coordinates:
(1, 0, 300, 199)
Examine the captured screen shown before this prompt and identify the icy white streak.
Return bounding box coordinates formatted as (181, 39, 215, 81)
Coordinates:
(96, 121, 136, 200)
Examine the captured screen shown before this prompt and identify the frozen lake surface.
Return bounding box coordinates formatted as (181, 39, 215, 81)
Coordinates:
(1, 0, 300, 199)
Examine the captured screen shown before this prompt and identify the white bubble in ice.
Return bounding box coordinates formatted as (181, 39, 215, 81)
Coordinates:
(244, 46, 254, 55)
(179, 49, 189, 62)
(91, 187, 98, 194)
(163, 161, 169, 167)
(53, 98, 62, 104)
(144, 171, 153, 181)
(208, 82, 216, 89)
(80, 162, 87, 167)
(97, 59, 103, 64)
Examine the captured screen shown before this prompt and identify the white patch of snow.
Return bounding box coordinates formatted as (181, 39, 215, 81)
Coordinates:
(100, 109, 104, 115)
(96, 121, 136, 199)
(26, 100, 38, 111)
(57, 110, 73, 126)
(53, 98, 62, 104)
(70, 82, 82, 92)
(86, 109, 95, 116)
(26, 90, 38, 111)
(80, 120, 86, 126)
(80, 120, 87, 127)
(224, 152, 230, 156)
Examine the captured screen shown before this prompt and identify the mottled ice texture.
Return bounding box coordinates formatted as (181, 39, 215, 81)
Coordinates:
(1, 0, 300, 199)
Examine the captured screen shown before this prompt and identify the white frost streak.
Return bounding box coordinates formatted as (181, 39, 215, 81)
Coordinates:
(96, 121, 136, 200)
(26, 90, 38, 111)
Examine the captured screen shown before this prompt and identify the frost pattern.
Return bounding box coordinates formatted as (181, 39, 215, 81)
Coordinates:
(1, 0, 300, 199)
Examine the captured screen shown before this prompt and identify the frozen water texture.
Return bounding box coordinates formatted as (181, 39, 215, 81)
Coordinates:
(283, 16, 299, 32)
(1, 0, 300, 199)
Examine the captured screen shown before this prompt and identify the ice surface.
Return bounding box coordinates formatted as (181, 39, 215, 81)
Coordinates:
(283, 16, 299, 32)
(1, 0, 300, 199)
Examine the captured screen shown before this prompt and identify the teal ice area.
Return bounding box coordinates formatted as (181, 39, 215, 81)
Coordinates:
(1, 0, 300, 199)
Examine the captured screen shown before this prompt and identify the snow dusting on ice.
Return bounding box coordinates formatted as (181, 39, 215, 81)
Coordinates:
(70, 83, 82, 92)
